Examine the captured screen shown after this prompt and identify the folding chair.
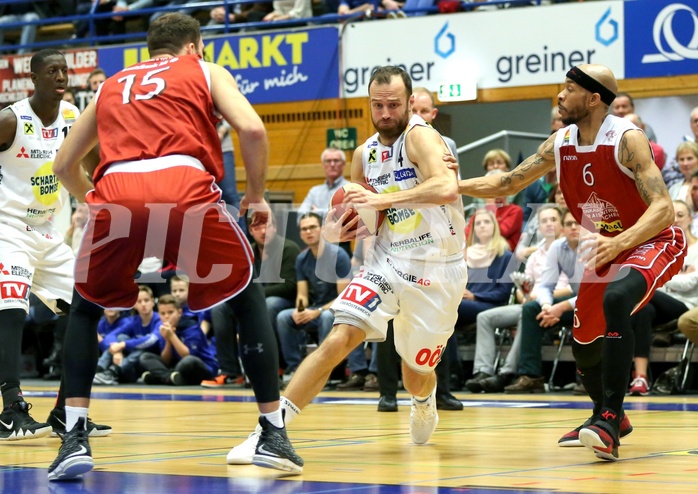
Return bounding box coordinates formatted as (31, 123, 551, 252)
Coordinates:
(548, 326, 571, 391)
(492, 326, 514, 374)
(492, 284, 519, 373)
(675, 339, 695, 393)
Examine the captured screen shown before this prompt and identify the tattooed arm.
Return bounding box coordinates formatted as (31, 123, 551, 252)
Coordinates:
(612, 129, 674, 251)
(458, 133, 557, 198)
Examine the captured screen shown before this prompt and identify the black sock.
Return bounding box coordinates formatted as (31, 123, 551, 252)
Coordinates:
(601, 270, 646, 415)
(577, 363, 603, 415)
(0, 309, 27, 408)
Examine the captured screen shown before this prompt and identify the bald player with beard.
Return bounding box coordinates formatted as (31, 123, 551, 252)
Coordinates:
(457, 64, 685, 461)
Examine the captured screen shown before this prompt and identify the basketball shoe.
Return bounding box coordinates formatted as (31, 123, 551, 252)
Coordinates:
(252, 417, 303, 474)
(48, 417, 93, 480)
(410, 386, 439, 445)
(227, 424, 262, 464)
(558, 411, 632, 447)
(579, 417, 620, 461)
(46, 408, 112, 438)
(0, 401, 52, 441)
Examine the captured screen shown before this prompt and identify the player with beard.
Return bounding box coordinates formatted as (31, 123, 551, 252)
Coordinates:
(456, 64, 685, 461)
(232, 65, 467, 465)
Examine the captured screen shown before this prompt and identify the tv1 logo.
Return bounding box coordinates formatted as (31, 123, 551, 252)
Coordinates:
(0, 281, 30, 300)
(341, 284, 381, 312)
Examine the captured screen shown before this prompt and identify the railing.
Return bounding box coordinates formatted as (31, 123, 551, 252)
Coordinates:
(0, 0, 551, 54)
(455, 130, 550, 183)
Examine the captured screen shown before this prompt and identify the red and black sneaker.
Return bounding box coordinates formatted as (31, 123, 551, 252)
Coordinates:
(558, 412, 632, 447)
(579, 418, 620, 461)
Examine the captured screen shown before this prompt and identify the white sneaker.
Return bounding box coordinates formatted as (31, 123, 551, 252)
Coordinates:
(227, 424, 262, 464)
(410, 386, 438, 445)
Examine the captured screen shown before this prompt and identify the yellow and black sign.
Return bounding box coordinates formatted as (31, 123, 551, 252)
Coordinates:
(23, 122, 34, 135)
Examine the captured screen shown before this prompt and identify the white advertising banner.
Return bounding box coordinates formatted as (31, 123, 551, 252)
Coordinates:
(341, 1, 625, 98)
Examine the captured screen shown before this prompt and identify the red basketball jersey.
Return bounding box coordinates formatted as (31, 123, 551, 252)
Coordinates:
(93, 55, 223, 183)
(555, 116, 652, 237)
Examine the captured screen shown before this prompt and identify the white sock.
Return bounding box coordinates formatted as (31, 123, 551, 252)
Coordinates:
(65, 406, 88, 431)
(261, 408, 284, 428)
(280, 396, 300, 426)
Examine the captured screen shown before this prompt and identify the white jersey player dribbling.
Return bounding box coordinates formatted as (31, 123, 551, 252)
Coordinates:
(332, 114, 467, 374)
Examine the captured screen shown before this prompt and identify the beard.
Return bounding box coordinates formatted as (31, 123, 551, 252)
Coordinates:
(373, 109, 410, 141)
(561, 105, 590, 126)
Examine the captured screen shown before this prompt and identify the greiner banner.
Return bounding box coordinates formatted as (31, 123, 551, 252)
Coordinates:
(97, 26, 340, 105)
(341, 1, 625, 97)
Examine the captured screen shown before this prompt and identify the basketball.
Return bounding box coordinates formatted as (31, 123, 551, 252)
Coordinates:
(329, 182, 385, 235)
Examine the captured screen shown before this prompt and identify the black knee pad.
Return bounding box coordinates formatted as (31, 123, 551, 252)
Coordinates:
(572, 339, 603, 370)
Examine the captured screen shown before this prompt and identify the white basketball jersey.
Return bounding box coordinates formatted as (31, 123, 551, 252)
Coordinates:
(0, 99, 79, 226)
(362, 114, 466, 262)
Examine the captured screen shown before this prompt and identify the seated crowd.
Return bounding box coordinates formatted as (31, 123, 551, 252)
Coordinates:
(0, 0, 595, 55)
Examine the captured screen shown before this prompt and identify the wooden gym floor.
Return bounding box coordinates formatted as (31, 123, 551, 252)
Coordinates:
(1, 382, 697, 493)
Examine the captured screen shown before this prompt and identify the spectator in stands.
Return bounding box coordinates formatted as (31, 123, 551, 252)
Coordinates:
(503, 209, 582, 393)
(668, 141, 698, 206)
(460, 209, 514, 326)
(472, 149, 536, 215)
(549, 183, 566, 209)
(64, 203, 89, 255)
(62, 89, 77, 106)
(75, 68, 107, 111)
(215, 121, 242, 226)
(550, 106, 565, 133)
(624, 113, 666, 170)
(661, 107, 698, 190)
(86, 1, 155, 43)
(628, 200, 698, 394)
(466, 170, 523, 251)
(677, 198, 698, 344)
(411, 87, 458, 160)
(202, 212, 301, 388)
(93, 286, 161, 385)
(611, 92, 657, 142)
(401, 0, 434, 16)
(685, 106, 698, 143)
(689, 171, 698, 234)
(297, 147, 349, 220)
(0, 2, 40, 54)
(87, 68, 106, 91)
(338, 0, 381, 15)
(207, 2, 273, 29)
(140, 295, 218, 385)
(263, 0, 313, 21)
(448, 208, 513, 389)
(95, 309, 129, 362)
(466, 205, 570, 393)
(169, 275, 211, 335)
(276, 213, 355, 383)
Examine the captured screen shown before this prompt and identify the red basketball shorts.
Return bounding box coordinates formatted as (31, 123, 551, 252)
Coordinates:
(75, 163, 253, 311)
(573, 226, 685, 344)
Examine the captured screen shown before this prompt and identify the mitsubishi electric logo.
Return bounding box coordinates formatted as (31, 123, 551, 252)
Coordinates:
(642, 3, 698, 63)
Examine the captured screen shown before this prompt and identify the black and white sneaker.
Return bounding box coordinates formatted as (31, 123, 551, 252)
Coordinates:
(0, 401, 52, 441)
(48, 417, 94, 481)
(47, 408, 112, 438)
(252, 416, 303, 474)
